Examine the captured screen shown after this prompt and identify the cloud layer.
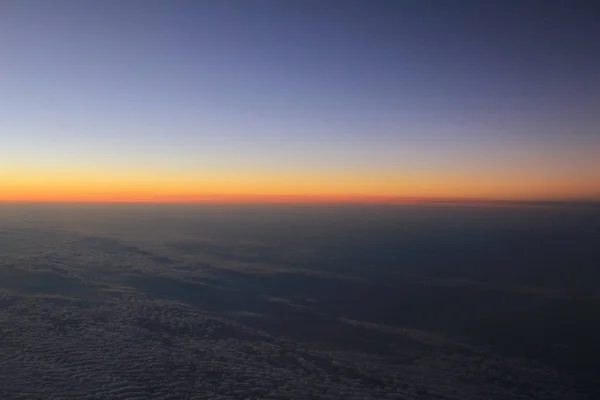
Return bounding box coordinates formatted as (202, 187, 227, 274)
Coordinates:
(0, 204, 596, 399)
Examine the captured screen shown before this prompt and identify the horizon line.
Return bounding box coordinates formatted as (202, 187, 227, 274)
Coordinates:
(1, 194, 599, 207)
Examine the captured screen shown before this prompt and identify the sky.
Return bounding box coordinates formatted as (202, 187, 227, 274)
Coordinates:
(1, 0, 599, 203)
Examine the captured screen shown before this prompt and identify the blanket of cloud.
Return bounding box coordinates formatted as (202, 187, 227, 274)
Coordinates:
(1, 203, 599, 399)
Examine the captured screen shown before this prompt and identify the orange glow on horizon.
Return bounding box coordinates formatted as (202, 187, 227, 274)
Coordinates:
(1, 177, 598, 204)
(1, 164, 599, 204)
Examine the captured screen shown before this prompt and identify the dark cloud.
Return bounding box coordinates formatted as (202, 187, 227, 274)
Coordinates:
(0, 204, 597, 399)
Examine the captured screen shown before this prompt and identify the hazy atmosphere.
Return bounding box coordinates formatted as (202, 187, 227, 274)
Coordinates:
(1, 1, 599, 399)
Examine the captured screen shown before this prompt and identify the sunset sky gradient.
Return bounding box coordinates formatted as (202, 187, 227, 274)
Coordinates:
(1, 1, 599, 203)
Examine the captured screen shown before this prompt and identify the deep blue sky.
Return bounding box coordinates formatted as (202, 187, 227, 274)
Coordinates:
(1, 0, 599, 201)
